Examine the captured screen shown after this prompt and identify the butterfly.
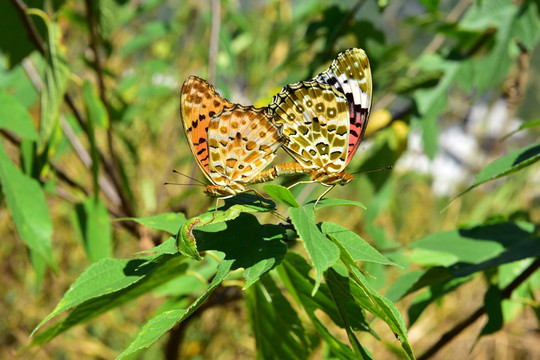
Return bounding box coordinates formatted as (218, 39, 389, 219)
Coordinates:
(253, 48, 373, 208)
(180, 76, 283, 204)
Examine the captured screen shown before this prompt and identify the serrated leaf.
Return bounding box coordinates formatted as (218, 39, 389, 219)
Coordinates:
(0, 143, 56, 270)
(264, 184, 300, 207)
(124, 212, 187, 234)
(324, 271, 375, 359)
(31, 254, 188, 343)
(289, 206, 340, 294)
(0, 91, 38, 140)
(328, 267, 414, 360)
(138, 237, 178, 255)
(187, 213, 287, 288)
(454, 143, 540, 199)
(277, 253, 364, 359)
(116, 260, 232, 359)
(321, 222, 394, 265)
(75, 197, 112, 262)
(246, 275, 310, 360)
(177, 200, 274, 260)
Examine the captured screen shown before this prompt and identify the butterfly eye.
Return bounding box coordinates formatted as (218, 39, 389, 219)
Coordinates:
(296, 105, 305, 113)
(306, 99, 313, 107)
(316, 103, 325, 112)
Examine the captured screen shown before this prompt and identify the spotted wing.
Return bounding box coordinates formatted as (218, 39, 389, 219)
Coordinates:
(180, 76, 233, 183)
(314, 48, 372, 165)
(269, 81, 350, 173)
(207, 105, 282, 186)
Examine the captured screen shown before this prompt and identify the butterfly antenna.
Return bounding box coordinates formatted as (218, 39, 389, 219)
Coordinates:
(351, 165, 393, 176)
(172, 169, 206, 185)
(163, 181, 205, 187)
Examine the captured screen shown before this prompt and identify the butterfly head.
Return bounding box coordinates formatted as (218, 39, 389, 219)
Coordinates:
(203, 183, 245, 198)
(310, 170, 354, 186)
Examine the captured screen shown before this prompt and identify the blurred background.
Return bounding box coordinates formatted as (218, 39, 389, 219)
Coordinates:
(1, 0, 540, 359)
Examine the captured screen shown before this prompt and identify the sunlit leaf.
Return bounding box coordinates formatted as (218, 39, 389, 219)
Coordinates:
(264, 184, 300, 208)
(116, 260, 232, 359)
(455, 143, 540, 199)
(246, 275, 310, 359)
(75, 197, 112, 262)
(31, 254, 187, 343)
(289, 206, 340, 294)
(0, 143, 56, 271)
(0, 91, 38, 140)
(124, 212, 187, 234)
(321, 222, 394, 265)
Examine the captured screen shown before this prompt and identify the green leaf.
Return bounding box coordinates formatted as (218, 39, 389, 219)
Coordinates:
(28, 10, 70, 153)
(246, 275, 310, 360)
(289, 205, 340, 294)
(120, 21, 170, 56)
(82, 80, 108, 129)
(328, 267, 414, 360)
(480, 285, 503, 336)
(313, 197, 366, 210)
(277, 253, 363, 359)
(75, 197, 112, 262)
(324, 271, 375, 359)
(454, 143, 540, 199)
(124, 212, 187, 234)
(385, 268, 453, 302)
(321, 222, 395, 265)
(413, 55, 461, 158)
(117, 309, 186, 359)
(0, 91, 38, 140)
(186, 213, 287, 288)
(0, 143, 56, 270)
(116, 260, 232, 359)
(411, 222, 533, 262)
(0, 1, 46, 68)
(502, 120, 540, 141)
(264, 184, 300, 207)
(177, 200, 274, 260)
(31, 254, 188, 343)
(139, 237, 178, 255)
(406, 275, 473, 326)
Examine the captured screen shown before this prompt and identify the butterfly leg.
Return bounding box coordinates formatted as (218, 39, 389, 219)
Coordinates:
(244, 188, 273, 209)
(313, 183, 335, 211)
(287, 180, 316, 190)
(210, 197, 220, 223)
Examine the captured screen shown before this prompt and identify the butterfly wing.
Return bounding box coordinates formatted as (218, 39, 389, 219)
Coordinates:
(314, 48, 372, 165)
(269, 81, 350, 173)
(180, 76, 234, 183)
(207, 105, 282, 186)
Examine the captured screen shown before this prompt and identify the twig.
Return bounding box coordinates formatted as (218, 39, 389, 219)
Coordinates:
(83, 0, 135, 219)
(307, 0, 367, 78)
(12, 0, 136, 218)
(417, 257, 540, 360)
(165, 284, 243, 360)
(208, 0, 221, 85)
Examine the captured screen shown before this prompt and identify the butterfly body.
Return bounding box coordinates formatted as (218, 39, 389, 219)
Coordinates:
(180, 76, 282, 200)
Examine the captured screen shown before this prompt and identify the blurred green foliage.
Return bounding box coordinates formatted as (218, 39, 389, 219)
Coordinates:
(1, 0, 540, 359)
